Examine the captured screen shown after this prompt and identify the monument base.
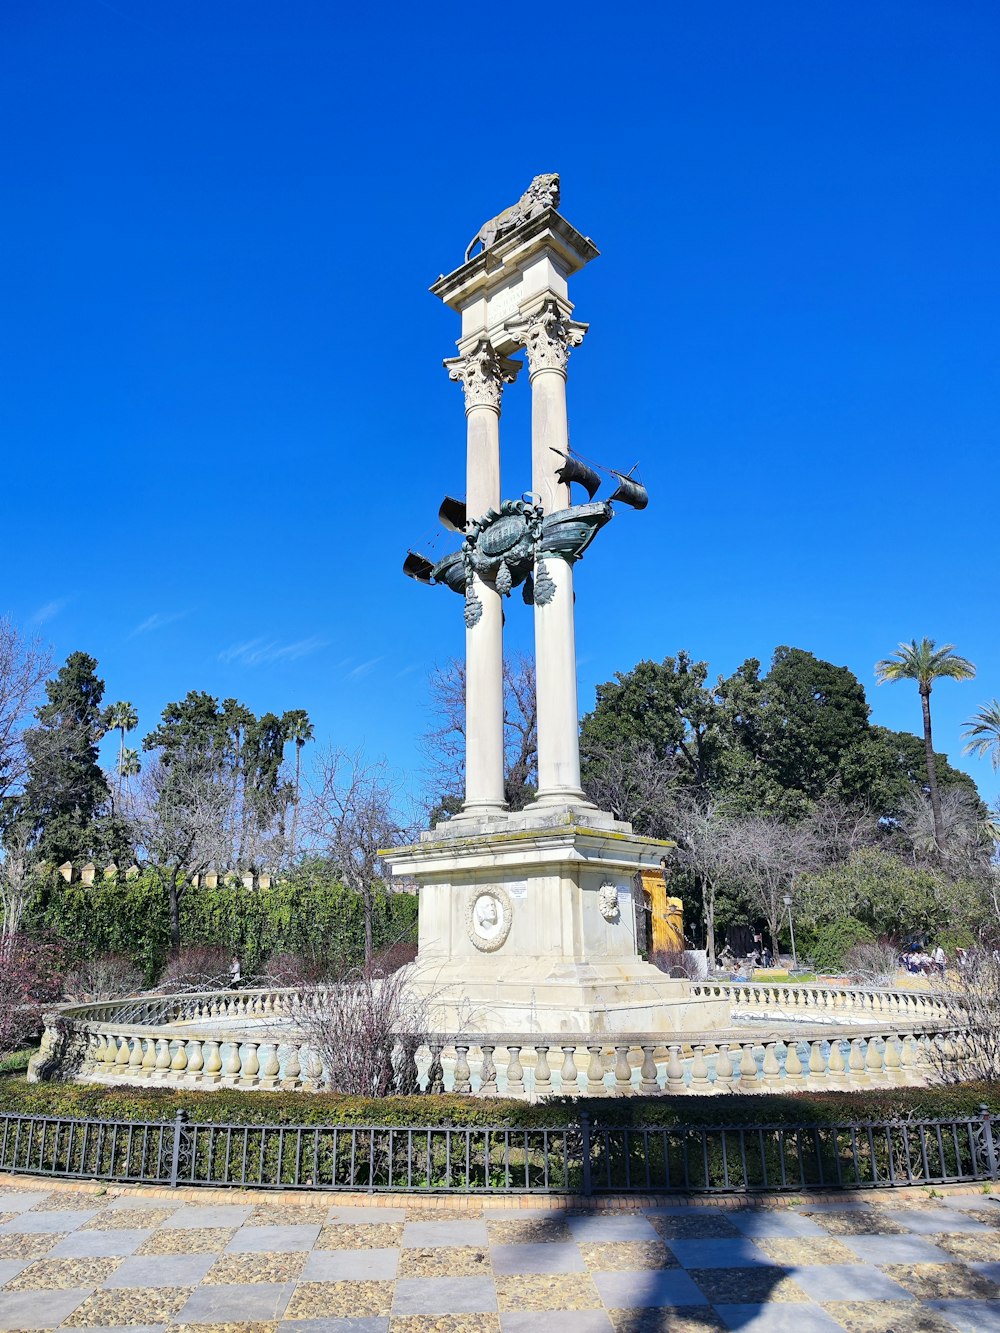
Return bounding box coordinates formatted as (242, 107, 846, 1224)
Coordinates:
(405, 956, 726, 1034)
(385, 812, 730, 1037)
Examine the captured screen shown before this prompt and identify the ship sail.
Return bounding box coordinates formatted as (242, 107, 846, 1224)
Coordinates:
(438, 496, 467, 533)
(609, 471, 648, 510)
(551, 450, 601, 500)
(403, 551, 435, 584)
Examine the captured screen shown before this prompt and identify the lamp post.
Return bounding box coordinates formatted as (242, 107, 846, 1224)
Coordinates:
(782, 892, 798, 972)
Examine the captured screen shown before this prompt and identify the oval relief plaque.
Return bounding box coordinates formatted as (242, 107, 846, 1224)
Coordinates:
(466, 885, 513, 953)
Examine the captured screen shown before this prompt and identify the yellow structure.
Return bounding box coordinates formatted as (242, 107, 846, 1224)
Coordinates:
(638, 868, 683, 954)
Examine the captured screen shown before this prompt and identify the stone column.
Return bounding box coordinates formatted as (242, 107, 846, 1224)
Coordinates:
(508, 300, 589, 805)
(444, 339, 520, 817)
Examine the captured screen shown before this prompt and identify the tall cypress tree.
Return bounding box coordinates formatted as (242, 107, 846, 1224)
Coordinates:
(22, 652, 111, 864)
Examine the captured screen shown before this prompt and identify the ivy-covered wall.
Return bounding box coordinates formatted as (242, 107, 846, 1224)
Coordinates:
(23, 862, 418, 983)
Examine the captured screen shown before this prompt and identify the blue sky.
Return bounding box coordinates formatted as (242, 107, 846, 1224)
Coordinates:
(2, 2, 998, 804)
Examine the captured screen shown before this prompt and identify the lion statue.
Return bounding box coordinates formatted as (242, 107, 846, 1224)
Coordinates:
(465, 173, 560, 263)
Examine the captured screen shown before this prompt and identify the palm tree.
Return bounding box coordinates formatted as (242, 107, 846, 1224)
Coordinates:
(103, 701, 139, 795)
(963, 700, 1000, 771)
(875, 639, 975, 847)
(284, 709, 314, 864)
(117, 746, 141, 786)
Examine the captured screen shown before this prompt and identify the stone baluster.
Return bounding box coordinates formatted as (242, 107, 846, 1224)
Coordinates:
(480, 1044, 497, 1094)
(185, 1039, 203, 1078)
(427, 1043, 445, 1095)
(714, 1043, 734, 1091)
(152, 1037, 171, 1080)
(100, 1034, 119, 1071)
(762, 1043, 782, 1089)
(127, 1037, 144, 1075)
(223, 1042, 242, 1083)
(739, 1043, 759, 1089)
(865, 1036, 887, 1081)
(613, 1045, 633, 1093)
(170, 1040, 189, 1075)
(534, 1044, 552, 1095)
(882, 1034, 903, 1084)
(114, 1035, 131, 1072)
(689, 1045, 711, 1092)
(784, 1040, 804, 1084)
(827, 1038, 847, 1083)
(92, 1031, 108, 1066)
(282, 1044, 301, 1090)
(664, 1044, 684, 1094)
(560, 1045, 579, 1092)
(259, 1042, 279, 1089)
(897, 1033, 917, 1083)
(203, 1040, 222, 1083)
(848, 1038, 868, 1083)
(808, 1041, 827, 1084)
(453, 1045, 472, 1094)
(586, 1045, 605, 1094)
(138, 1037, 156, 1078)
(506, 1045, 525, 1096)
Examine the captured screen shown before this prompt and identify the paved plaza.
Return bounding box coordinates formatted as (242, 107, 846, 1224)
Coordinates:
(0, 1183, 997, 1330)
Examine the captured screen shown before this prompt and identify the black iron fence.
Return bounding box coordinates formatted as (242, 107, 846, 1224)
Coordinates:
(1, 1107, 997, 1195)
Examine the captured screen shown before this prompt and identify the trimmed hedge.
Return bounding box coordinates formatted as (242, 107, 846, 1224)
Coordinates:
(1, 1076, 996, 1130)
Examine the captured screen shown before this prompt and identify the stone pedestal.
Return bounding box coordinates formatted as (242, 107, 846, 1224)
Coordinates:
(386, 812, 730, 1035)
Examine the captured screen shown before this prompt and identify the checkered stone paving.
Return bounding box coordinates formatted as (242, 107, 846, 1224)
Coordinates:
(2, 1186, 1000, 1329)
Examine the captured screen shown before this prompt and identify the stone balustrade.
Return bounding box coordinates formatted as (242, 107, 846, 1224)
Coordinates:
(47, 1019, 958, 1098)
(688, 981, 948, 1022)
(33, 982, 962, 1098)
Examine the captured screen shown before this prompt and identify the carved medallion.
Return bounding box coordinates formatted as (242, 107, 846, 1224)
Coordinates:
(466, 885, 513, 952)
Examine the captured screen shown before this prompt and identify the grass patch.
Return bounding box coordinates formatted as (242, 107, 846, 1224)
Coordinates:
(0, 1052, 34, 1075)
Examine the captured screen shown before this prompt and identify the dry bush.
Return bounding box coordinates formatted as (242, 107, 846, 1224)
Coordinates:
(156, 945, 232, 992)
(371, 940, 417, 976)
(300, 965, 426, 1096)
(0, 936, 63, 1057)
(927, 949, 1000, 1084)
(650, 949, 700, 980)
(843, 940, 900, 987)
(63, 954, 144, 1003)
(260, 952, 332, 988)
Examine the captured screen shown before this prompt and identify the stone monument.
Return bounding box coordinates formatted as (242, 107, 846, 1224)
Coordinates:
(387, 176, 728, 1035)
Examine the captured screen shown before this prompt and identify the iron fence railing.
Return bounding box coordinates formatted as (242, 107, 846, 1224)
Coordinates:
(1, 1107, 997, 1194)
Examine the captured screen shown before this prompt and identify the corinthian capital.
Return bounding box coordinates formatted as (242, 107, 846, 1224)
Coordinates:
(444, 339, 521, 413)
(506, 299, 588, 376)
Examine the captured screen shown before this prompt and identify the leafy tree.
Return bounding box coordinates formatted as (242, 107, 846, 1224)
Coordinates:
(581, 651, 720, 795)
(715, 648, 871, 814)
(963, 700, 1000, 771)
(837, 724, 978, 821)
(143, 692, 293, 870)
(875, 638, 976, 847)
(21, 653, 111, 864)
(795, 846, 983, 942)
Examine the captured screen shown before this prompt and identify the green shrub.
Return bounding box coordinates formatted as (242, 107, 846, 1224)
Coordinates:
(0, 1077, 994, 1130)
(804, 917, 874, 973)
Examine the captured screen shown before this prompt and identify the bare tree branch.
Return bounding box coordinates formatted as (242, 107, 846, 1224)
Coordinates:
(0, 618, 52, 819)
